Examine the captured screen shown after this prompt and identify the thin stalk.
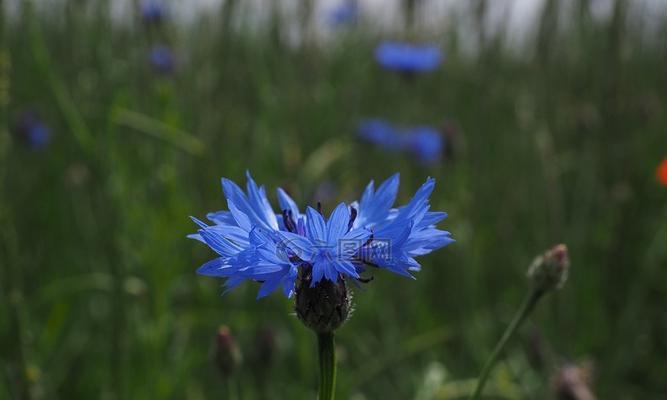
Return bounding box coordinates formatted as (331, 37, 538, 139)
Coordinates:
(469, 289, 544, 400)
(26, 0, 94, 155)
(0, 4, 32, 399)
(317, 332, 337, 400)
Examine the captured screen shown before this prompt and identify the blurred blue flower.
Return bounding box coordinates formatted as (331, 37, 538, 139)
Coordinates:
(149, 45, 174, 74)
(140, 0, 165, 24)
(357, 119, 403, 150)
(358, 119, 445, 164)
(190, 173, 453, 298)
(402, 126, 443, 164)
(375, 41, 443, 73)
(326, 1, 359, 27)
(14, 111, 51, 150)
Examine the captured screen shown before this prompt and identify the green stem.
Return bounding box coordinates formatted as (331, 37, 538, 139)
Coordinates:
(317, 332, 337, 400)
(26, 0, 94, 155)
(469, 289, 544, 400)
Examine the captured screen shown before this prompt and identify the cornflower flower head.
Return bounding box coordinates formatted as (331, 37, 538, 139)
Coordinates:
(357, 119, 403, 151)
(357, 119, 447, 164)
(140, 0, 166, 24)
(14, 110, 51, 150)
(192, 173, 453, 397)
(401, 126, 444, 164)
(190, 173, 453, 317)
(375, 41, 443, 74)
(149, 45, 175, 74)
(326, 1, 359, 27)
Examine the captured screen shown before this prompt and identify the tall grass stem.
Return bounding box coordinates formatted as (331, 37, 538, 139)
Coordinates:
(469, 289, 543, 400)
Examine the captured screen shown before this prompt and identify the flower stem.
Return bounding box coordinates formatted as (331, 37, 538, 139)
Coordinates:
(317, 332, 337, 400)
(469, 288, 544, 400)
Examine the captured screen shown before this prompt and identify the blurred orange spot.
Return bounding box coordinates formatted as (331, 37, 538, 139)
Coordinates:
(658, 158, 667, 186)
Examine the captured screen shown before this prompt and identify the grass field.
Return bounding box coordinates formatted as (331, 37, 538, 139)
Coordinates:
(1, 1, 666, 399)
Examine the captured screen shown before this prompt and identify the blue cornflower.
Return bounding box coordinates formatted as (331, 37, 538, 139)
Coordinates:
(358, 119, 445, 164)
(402, 126, 444, 164)
(375, 41, 443, 73)
(357, 119, 403, 151)
(14, 111, 51, 150)
(140, 0, 165, 24)
(326, 1, 359, 27)
(190, 172, 453, 299)
(149, 45, 174, 74)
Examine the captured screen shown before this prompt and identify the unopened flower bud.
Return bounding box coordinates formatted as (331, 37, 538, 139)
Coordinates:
(215, 326, 242, 379)
(525, 328, 548, 372)
(527, 244, 569, 294)
(254, 327, 277, 366)
(295, 271, 351, 334)
(551, 362, 596, 400)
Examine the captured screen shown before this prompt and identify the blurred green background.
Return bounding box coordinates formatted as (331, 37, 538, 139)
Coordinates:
(1, 0, 666, 399)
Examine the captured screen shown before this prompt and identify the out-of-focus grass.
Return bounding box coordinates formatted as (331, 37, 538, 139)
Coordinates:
(1, 1, 666, 399)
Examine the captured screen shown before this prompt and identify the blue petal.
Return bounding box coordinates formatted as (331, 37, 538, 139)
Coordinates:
(326, 202, 350, 245)
(311, 259, 326, 284)
(305, 206, 327, 243)
(418, 211, 448, 228)
(206, 210, 237, 225)
(276, 231, 315, 262)
(375, 220, 413, 248)
(332, 259, 359, 279)
(277, 187, 300, 219)
(337, 227, 371, 258)
(190, 216, 209, 229)
(223, 276, 247, 294)
(360, 180, 375, 206)
(394, 177, 435, 224)
(197, 258, 231, 277)
(312, 256, 338, 285)
(257, 276, 283, 299)
(357, 173, 399, 228)
(227, 198, 252, 232)
(187, 233, 205, 243)
(222, 177, 276, 231)
(245, 171, 279, 230)
(405, 228, 455, 255)
(282, 266, 298, 297)
(205, 224, 250, 247)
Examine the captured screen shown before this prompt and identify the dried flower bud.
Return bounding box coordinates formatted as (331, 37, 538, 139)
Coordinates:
(215, 326, 242, 379)
(527, 244, 569, 294)
(525, 328, 548, 372)
(295, 270, 350, 334)
(552, 362, 596, 400)
(254, 327, 277, 366)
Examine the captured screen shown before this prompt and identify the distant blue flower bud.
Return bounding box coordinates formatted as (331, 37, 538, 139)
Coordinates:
(326, 1, 359, 27)
(375, 41, 443, 73)
(358, 119, 448, 164)
(402, 126, 444, 164)
(357, 119, 403, 150)
(140, 0, 165, 24)
(149, 45, 175, 74)
(14, 111, 51, 150)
